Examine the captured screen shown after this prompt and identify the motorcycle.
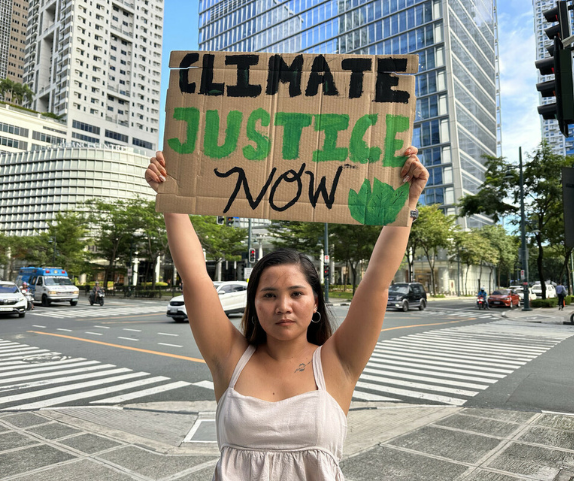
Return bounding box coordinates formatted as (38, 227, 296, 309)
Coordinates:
(476, 296, 488, 310)
(89, 290, 105, 306)
(21, 288, 34, 311)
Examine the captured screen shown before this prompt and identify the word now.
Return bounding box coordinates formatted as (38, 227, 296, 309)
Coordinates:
(178, 53, 411, 103)
(168, 108, 410, 167)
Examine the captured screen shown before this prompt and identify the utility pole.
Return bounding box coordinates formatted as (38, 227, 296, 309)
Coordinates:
(519, 147, 532, 311)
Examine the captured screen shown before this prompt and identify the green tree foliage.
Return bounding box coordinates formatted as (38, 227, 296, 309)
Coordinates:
(458, 143, 574, 298)
(193, 216, 247, 263)
(409, 205, 456, 295)
(479, 225, 517, 288)
(267, 221, 325, 257)
(43, 211, 89, 277)
(0, 78, 33, 105)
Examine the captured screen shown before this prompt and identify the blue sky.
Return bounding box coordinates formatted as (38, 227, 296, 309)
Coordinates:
(158, 0, 541, 162)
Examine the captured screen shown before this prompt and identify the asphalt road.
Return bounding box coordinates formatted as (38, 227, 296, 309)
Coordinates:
(0, 296, 573, 413)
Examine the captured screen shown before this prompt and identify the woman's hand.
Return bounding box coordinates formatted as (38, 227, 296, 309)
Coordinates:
(400, 147, 429, 207)
(144, 151, 167, 193)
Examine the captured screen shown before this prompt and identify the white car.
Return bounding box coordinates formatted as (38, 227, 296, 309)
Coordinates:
(509, 286, 537, 301)
(531, 283, 557, 298)
(0, 281, 28, 318)
(167, 281, 248, 322)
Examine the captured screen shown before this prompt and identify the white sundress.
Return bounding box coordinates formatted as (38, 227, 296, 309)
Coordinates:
(214, 344, 348, 480)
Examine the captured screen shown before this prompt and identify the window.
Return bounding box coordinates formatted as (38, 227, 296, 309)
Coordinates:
(105, 130, 128, 142)
(133, 137, 153, 149)
(72, 120, 100, 135)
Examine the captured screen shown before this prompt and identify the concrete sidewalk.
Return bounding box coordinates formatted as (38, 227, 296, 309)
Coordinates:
(2, 306, 573, 480)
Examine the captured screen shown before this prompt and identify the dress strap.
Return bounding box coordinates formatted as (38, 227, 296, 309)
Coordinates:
(229, 344, 256, 388)
(312, 345, 326, 391)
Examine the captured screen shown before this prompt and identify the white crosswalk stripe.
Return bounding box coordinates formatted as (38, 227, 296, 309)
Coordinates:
(353, 321, 574, 406)
(30, 305, 167, 318)
(0, 339, 193, 411)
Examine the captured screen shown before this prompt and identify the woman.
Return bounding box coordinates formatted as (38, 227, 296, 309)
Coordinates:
(145, 147, 428, 480)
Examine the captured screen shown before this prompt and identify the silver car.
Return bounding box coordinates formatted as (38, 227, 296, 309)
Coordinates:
(0, 281, 27, 318)
(167, 281, 248, 322)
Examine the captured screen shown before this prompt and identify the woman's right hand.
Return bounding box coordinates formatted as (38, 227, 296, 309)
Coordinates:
(145, 151, 167, 193)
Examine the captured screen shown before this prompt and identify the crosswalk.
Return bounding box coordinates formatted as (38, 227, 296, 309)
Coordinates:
(30, 304, 167, 318)
(0, 339, 197, 411)
(352, 321, 574, 405)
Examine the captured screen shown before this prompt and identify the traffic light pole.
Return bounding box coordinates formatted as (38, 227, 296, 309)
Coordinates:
(519, 147, 532, 311)
(247, 218, 252, 268)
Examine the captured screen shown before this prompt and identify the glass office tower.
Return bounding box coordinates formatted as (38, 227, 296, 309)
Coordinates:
(198, 0, 499, 228)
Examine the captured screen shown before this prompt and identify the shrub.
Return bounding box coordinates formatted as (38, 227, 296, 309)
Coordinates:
(530, 298, 558, 308)
(565, 295, 573, 306)
(140, 282, 169, 288)
(431, 294, 446, 298)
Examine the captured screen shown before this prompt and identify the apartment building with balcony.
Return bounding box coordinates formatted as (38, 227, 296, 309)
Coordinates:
(22, 0, 164, 155)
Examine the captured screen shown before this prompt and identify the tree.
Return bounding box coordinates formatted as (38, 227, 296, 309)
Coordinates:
(409, 205, 456, 295)
(458, 143, 574, 298)
(267, 221, 325, 258)
(0, 78, 16, 102)
(193, 216, 247, 281)
(455, 230, 483, 294)
(84, 198, 138, 287)
(43, 211, 89, 278)
(330, 224, 381, 294)
(479, 225, 517, 288)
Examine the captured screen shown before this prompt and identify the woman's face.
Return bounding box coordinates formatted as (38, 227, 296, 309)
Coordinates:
(254, 263, 318, 342)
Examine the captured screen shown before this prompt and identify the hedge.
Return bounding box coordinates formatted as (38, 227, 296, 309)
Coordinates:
(530, 298, 558, 308)
(565, 295, 573, 306)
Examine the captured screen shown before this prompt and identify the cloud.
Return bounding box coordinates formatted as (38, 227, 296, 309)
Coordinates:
(497, 10, 542, 158)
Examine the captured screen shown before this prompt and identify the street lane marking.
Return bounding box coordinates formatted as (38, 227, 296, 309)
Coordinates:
(365, 361, 499, 383)
(0, 360, 98, 378)
(123, 328, 141, 332)
(0, 367, 131, 390)
(360, 373, 479, 397)
(87, 313, 166, 321)
(368, 358, 506, 378)
(0, 348, 43, 357)
(158, 343, 183, 348)
(27, 331, 206, 363)
(57, 329, 72, 332)
(362, 367, 489, 390)
(85, 332, 103, 336)
(6, 376, 169, 411)
(118, 337, 139, 341)
(355, 380, 467, 406)
(192, 380, 214, 390)
(351, 390, 398, 402)
(91, 381, 191, 404)
(381, 320, 468, 332)
(93, 326, 109, 329)
(32, 325, 46, 328)
(158, 332, 178, 337)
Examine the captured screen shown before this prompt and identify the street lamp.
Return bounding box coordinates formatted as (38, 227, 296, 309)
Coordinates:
(505, 147, 532, 311)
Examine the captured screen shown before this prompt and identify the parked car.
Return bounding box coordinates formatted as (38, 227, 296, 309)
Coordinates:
(167, 281, 248, 322)
(386, 282, 427, 312)
(509, 285, 536, 301)
(488, 289, 520, 309)
(531, 282, 557, 298)
(0, 281, 27, 318)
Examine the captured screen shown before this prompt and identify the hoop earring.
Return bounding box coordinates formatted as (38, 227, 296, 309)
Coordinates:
(311, 312, 321, 324)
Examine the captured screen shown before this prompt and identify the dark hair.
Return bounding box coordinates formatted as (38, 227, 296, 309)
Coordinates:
(241, 249, 333, 346)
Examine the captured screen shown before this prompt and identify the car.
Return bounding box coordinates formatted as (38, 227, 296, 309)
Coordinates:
(509, 285, 536, 301)
(386, 282, 427, 312)
(167, 281, 248, 322)
(16, 267, 80, 307)
(488, 289, 520, 308)
(531, 282, 557, 298)
(0, 281, 27, 318)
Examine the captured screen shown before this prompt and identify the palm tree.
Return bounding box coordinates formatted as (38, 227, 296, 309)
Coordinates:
(0, 78, 16, 101)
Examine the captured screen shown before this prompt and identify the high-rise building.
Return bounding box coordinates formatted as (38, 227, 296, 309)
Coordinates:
(0, 0, 29, 83)
(22, 0, 164, 155)
(198, 0, 500, 229)
(533, 0, 574, 156)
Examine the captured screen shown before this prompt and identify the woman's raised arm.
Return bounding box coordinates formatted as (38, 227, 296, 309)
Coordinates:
(145, 152, 247, 391)
(325, 147, 429, 381)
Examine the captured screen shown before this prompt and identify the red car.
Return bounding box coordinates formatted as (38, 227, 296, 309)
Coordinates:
(488, 289, 520, 308)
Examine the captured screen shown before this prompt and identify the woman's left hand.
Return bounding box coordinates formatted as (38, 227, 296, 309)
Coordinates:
(400, 147, 429, 207)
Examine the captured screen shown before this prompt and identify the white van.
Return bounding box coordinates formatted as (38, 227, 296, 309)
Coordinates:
(531, 282, 556, 298)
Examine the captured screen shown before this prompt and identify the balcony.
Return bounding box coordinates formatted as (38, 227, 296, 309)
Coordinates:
(110, 24, 133, 39)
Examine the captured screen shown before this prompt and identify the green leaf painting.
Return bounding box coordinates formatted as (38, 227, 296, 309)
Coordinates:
(348, 178, 409, 225)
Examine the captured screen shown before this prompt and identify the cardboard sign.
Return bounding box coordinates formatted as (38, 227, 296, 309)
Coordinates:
(157, 51, 418, 226)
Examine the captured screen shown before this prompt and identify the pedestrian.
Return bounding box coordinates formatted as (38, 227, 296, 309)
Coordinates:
(145, 147, 428, 480)
(556, 282, 566, 310)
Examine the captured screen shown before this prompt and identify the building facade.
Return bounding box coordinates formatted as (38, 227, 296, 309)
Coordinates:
(0, 145, 154, 236)
(0, 0, 29, 83)
(533, 0, 574, 156)
(198, 0, 499, 230)
(21, 0, 164, 155)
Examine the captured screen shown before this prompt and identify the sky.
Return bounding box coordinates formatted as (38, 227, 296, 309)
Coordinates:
(158, 0, 542, 163)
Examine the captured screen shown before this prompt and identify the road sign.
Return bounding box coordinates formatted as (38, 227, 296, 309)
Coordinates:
(324, 255, 329, 263)
(521, 270, 525, 278)
(127, 268, 133, 277)
(244, 267, 252, 280)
